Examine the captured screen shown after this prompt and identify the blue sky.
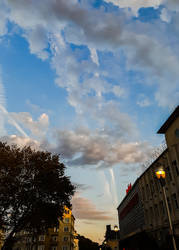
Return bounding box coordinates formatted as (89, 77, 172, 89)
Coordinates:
(0, 0, 179, 242)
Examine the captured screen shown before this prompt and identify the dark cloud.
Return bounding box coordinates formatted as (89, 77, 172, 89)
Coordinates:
(73, 182, 93, 192)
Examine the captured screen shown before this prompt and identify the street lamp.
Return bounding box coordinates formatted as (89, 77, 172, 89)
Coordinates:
(114, 225, 119, 250)
(155, 167, 177, 250)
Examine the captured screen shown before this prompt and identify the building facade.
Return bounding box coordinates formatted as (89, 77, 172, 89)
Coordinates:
(12, 206, 78, 250)
(117, 106, 179, 250)
(103, 225, 119, 250)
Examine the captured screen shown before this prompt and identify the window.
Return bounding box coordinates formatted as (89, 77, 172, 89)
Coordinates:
(26, 237, 32, 242)
(52, 236, 58, 241)
(64, 236, 68, 241)
(38, 245, 45, 250)
(51, 247, 57, 250)
(63, 247, 68, 250)
(39, 235, 45, 241)
(154, 204, 159, 218)
(64, 209, 69, 214)
(172, 193, 179, 209)
(154, 177, 160, 192)
(150, 207, 154, 222)
(172, 160, 179, 176)
(145, 210, 148, 224)
(53, 227, 59, 233)
(146, 184, 151, 196)
(142, 187, 146, 200)
(150, 180, 155, 194)
(64, 218, 70, 223)
(159, 201, 165, 215)
(64, 227, 69, 232)
(166, 167, 172, 181)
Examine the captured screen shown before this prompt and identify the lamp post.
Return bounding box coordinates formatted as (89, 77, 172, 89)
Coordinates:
(114, 225, 119, 250)
(155, 167, 177, 250)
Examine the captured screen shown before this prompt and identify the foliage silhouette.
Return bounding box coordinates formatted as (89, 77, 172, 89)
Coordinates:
(0, 142, 75, 249)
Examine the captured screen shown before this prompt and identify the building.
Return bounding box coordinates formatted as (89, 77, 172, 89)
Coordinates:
(102, 225, 119, 250)
(12, 206, 78, 250)
(117, 106, 179, 250)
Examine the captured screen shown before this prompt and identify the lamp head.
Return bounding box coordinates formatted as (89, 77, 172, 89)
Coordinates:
(155, 166, 166, 179)
(114, 225, 118, 232)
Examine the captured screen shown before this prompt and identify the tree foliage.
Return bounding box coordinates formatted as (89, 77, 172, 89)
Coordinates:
(78, 235, 99, 250)
(0, 142, 75, 249)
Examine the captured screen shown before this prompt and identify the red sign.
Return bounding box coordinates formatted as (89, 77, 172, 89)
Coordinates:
(126, 183, 132, 194)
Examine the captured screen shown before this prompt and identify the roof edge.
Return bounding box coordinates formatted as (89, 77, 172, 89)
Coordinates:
(157, 106, 179, 134)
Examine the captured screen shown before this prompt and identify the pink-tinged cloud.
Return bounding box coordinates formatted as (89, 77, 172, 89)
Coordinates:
(72, 194, 113, 221)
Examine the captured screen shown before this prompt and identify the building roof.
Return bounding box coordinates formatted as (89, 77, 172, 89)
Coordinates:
(157, 106, 179, 134)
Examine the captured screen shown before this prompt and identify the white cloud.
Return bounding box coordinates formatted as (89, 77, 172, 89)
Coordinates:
(10, 112, 49, 138)
(104, 0, 163, 16)
(89, 47, 99, 66)
(0, 135, 40, 149)
(160, 8, 171, 23)
(23, 26, 49, 60)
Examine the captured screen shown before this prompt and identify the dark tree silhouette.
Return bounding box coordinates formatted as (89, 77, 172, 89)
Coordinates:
(0, 142, 75, 249)
(78, 235, 99, 250)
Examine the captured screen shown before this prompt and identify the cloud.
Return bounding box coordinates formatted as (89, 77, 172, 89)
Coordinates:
(10, 112, 49, 138)
(1, 0, 178, 110)
(137, 94, 151, 107)
(0, 70, 6, 136)
(73, 182, 93, 192)
(23, 26, 49, 60)
(89, 47, 99, 66)
(72, 193, 113, 221)
(0, 135, 40, 149)
(160, 8, 171, 23)
(52, 128, 152, 168)
(104, 0, 163, 16)
(0, 1, 8, 36)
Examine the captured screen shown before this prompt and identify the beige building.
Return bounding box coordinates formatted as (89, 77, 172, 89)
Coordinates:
(117, 106, 179, 249)
(12, 206, 78, 250)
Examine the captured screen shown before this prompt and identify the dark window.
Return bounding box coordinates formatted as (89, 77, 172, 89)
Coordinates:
(159, 201, 165, 215)
(146, 184, 151, 196)
(154, 177, 160, 192)
(150, 180, 155, 194)
(172, 193, 179, 209)
(166, 166, 172, 181)
(150, 207, 154, 221)
(142, 187, 146, 200)
(155, 204, 159, 217)
(64, 227, 69, 232)
(172, 160, 179, 176)
(145, 210, 148, 223)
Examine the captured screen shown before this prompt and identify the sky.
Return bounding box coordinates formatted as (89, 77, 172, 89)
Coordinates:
(0, 0, 179, 243)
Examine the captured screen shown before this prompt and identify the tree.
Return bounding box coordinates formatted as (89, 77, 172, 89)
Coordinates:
(0, 142, 75, 249)
(78, 235, 99, 250)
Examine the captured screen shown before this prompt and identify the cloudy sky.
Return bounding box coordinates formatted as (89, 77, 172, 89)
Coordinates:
(0, 0, 179, 243)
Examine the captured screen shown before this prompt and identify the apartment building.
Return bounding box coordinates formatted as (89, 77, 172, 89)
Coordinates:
(117, 106, 179, 249)
(12, 206, 78, 250)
